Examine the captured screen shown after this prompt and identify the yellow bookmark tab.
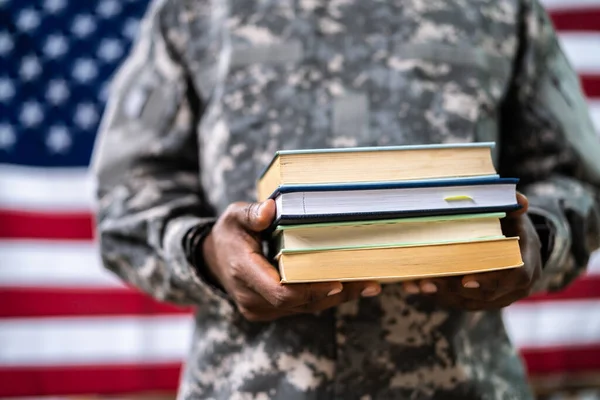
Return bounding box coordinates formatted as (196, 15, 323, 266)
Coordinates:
(444, 195, 474, 202)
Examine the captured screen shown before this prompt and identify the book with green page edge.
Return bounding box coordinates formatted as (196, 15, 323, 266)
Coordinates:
(270, 212, 508, 255)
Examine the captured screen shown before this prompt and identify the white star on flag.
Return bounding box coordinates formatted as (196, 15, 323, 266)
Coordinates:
(16, 8, 41, 32)
(71, 14, 97, 39)
(0, 78, 15, 103)
(46, 125, 72, 154)
(122, 18, 141, 40)
(0, 32, 14, 56)
(20, 101, 45, 128)
(20, 55, 43, 82)
(44, 34, 69, 59)
(97, 39, 124, 63)
(46, 79, 71, 106)
(97, 0, 122, 18)
(74, 103, 99, 130)
(98, 82, 110, 103)
(72, 59, 98, 84)
(44, 0, 67, 14)
(0, 124, 16, 150)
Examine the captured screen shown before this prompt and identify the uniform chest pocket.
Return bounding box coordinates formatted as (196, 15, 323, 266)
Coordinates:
(229, 39, 304, 69)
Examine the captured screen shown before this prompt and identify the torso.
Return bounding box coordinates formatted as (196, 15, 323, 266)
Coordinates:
(171, 1, 534, 398)
(185, 0, 519, 212)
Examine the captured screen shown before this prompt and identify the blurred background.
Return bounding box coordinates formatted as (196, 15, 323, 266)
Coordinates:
(0, 0, 599, 398)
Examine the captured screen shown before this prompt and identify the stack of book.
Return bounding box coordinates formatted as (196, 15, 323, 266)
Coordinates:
(256, 142, 524, 284)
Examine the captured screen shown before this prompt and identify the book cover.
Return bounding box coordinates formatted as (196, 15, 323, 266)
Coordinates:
(269, 175, 512, 199)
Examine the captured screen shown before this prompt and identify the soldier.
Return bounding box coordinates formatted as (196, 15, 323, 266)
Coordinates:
(91, 0, 600, 399)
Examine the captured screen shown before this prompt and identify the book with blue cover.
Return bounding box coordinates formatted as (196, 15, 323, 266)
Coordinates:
(271, 175, 520, 225)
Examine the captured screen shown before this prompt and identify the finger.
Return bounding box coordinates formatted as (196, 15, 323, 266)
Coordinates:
(461, 271, 510, 301)
(419, 279, 438, 294)
(506, 192, 529, 219)
(229, 200, 276, 233)
(422, 276, 469, 295)
(360, 281, 382, 297)
(245, 281, 380, 315)
(237, 305, 298, 322)
(500, 215, 522, 238)
(431, 292, 464, 310)
(461, 268, 531, 302)
(294, 281, 380, 313)
(432, 284, 528, 311)
(232, 286, 283, 311)
(428, 278, 466, 309)
(240, 251, 346, 308)
(420, 275, 489, 302)
(402, 281, 421, 295)
(458, 288, 530, 311)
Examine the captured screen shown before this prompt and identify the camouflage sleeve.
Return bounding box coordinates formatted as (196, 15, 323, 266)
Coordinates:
(498, 0, 600, 293)
(90, 0, 223, 306)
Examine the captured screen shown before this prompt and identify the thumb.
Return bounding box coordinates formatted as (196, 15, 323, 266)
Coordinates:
(234, 200, 276, 233)
(507, 192, 529, 219)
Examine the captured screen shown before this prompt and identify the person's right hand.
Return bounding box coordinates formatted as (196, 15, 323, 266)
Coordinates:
(201, 199, 382, 322)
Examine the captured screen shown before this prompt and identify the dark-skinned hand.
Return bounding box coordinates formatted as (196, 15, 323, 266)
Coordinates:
(201, 199, 382, 322)
(401, 192, 542, 311)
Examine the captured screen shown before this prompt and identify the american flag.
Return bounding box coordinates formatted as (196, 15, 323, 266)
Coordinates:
(0, 0, 599, 397)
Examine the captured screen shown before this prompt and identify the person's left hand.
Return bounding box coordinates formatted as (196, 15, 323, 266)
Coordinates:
(401, 192, 542, 311)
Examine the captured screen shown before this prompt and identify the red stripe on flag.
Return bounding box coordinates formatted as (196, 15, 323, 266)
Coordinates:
(0, 363, 182, 397)
(518, 275, 600, 303)
(522, 344, 600, 375)
(549, 9, 600, 31)
(0, 209, 93, 240)
(8, 275, 596, 318)
(2, 349, 598, 396)
(0, 287, 193, 318)
(581, 75, 600, 98)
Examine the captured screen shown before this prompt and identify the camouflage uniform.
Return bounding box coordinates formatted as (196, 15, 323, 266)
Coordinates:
(91, 0, 600, 398)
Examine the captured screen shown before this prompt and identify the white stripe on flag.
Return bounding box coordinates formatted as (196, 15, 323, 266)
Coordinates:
(0, 301, 599, 366)
(0, 165, 93, 211)
(504, 299, 600, 348)
(540, 0, 600, 10)
(0, 241, 598, 288)
(0, 241, 123, 288)
(0, 316, 192, 366)
(559, 33, 600, 74)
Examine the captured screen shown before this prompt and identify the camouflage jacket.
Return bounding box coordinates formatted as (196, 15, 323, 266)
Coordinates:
(91, 0, 600, 399)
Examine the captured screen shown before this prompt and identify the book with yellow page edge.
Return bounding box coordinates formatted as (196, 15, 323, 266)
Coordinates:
(257, 142, 498, 202)
(270, 213, 522, 283)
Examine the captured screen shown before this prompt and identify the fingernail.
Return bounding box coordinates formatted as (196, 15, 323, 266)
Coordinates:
(361, 286, 381, 297)
(421, 282, 437, 294)
(464, 281, 480, 289)
(404, 283, 420, 295)
(328, 287, 343, 297)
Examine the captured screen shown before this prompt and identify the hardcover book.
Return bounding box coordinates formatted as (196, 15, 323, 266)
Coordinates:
(257, 142, 497, 201)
